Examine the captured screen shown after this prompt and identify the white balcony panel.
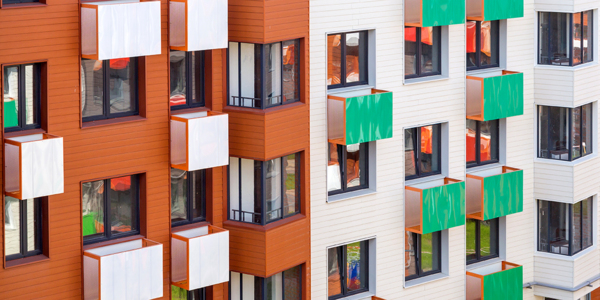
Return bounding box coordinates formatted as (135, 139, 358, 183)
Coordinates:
(170, 0, 228, 51)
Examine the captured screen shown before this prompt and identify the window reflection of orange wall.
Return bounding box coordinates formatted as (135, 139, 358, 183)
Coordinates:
(466, 129, 491, 162)
(466, 21, 491, 56)
(405, 27, 433, 45)
(327, 35, 342, 85)
(421, 126, 432, 154)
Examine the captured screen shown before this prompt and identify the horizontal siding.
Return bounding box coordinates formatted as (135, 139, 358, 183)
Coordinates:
(534, 161, 575, 202)
(534, 0, 598, 13)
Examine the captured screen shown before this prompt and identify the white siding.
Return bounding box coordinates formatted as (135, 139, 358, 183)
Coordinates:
(534, 65, 600, 108)
(534, 0, 598, 13)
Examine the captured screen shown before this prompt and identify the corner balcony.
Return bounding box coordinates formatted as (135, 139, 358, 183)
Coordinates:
(466, 166, 523, 220)
(466, 261, 523, 300)
(5, 134, 64, 199)
(405, 177, 465, 235)
(467, 0, 524, 21)
(405, 0, 465, 27)
(170, 0, 228, 51)
(466, 70, 524, 121)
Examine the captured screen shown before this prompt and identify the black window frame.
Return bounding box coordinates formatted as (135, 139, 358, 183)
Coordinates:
(405, 125, 442, 180)
(227, 40, 301, 109)
(81, 58, 139, 123)
(229, 266, 303, 300)
(172, 285, 206, 300)
(171, 169, 207, 227)
(405, 231, 442, 281)
(326, 31, 369, 89)
(327, 143, 369, 196)
(538, 11, 594, 66)
(467, 119, 500, 168)
(404, 26, 442, 79)
(82, 175, 140, 245)
(4, 197, 44, 261)
(466, 218, 500, 265)
(170, 50, 206, 110)
(537, 104, 593, 161)
(2, 0, 38, 5)
(328, 241, 369, 300)
(466, 20, 500, 71)
(3, 63, 42, 133)
(537, 199, 593, 256)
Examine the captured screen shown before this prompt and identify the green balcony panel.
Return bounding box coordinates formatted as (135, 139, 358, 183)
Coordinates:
(467, 0, 524, 21)
(466, 166, 523, 221)
(466, 261, 523, 300)
(405, 0, 465, 27)
(4, 100, 18, 128)
(328, 89, 393, 145)
(467, 70, 524, 121)
(405, 178, 465, 235)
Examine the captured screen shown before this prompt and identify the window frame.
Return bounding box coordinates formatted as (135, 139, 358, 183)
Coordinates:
(405, 125, 442, 181)
(3, 63, 42, 133)
(328, 241, 369, 300)
(466, 21, 500, 71)
(171, 169, 207, 228)
(170, 50, 206, 111)
(326, 31, 369, 89)
(4, 197, 44, 261)
(537, 104, 593, 161)
(405, 231, 442, 281)
(328, 143, 369, 196)
(1, 0, 39, 6)
(537, 199, 593, 256)
(467, 120, 500, 168)
(229, 266, 303, 300)
(538, 11, 594, 66)
(404, 26, 442, 79)
(466, 218, 500, 265)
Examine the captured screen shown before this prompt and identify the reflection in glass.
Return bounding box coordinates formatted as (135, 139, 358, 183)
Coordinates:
(81, 59, 104, 118)
(466, 21, 477, 68)
(328, 143, 342, 192)
(345, 32, 367, 84)
(265, 42, 282, 106)
(538, 201, 569, 254)
(265, 158, 282, 223)
(346, 241, 367, 292)
(3, 66, 19, 129)
(82, 180, 105, 238)
(539, 104, 593, 161)
(582, 198, 593, 249)
(404, 27, 417, 76)
(283, 265, 302, 300)
(480, 21, 498, 67)
(573, 201, 582, 253)
(582, 104, 592, 156)
(405, 231, 417, 277)
(327, 247, 342, 297)
(573, 13, 583, 64)
(265, 272, 282, 300)
(170, 51, 187, 103)
(583, 11, 593, 63)
(109, 176, 136, 234)
(466, 120, 477, 165)
(283, 154, 297, 217)
(282, 40, 299, 102)
(171, 168, 188, 223)
(190, 170, 204, 220)
(466, 219, 477, 262)
(346, 143, 365, 188)
(327, 34, 342, 86)
(480, 120, 499, 163)
(538, 12, 570, 65)
(420, 232, 434, 273)
(421, 27, 440, 74)
(109, 58, 136, 114)
(419, 125, 440, 174)
(404, 129, 417, 177)
(4, 197, 20, 256)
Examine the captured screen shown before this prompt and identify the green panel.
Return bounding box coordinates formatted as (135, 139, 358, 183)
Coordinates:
(483, 265, 523, 300)
(421, 181, 465, 235)
(483, 0, 524, 21)
(82, 212, 98, 236)
(482, 72, 524, 121)
(483, 170, 523, 220)
(171, 285, 188, 300)
(4, 100, 18, 128)
(422, 0, 466, 27)
(345, 91, 393, 145)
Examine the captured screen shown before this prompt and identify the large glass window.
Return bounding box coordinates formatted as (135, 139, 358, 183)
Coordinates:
(538, 104, 593, 161)
(405, 124, 442, 180)
(405, 231, 441, 280)
(228, 40, 300, 109)
(466, 219, 499, 264)
(466, 21, 499, 70)
(170, 51, 205, 110)
(228, 153, 300, 224)
(171, 168, 206, 227)
(229, 266, 302, 300)
(327, 31, 368, 88)
(405, 26, 441, 79)
(4, 197, 43, 261)
(327, 143, 368, 195)
(82, 175, 140, 245)
(328, 241, 368, 299)
(538, 11, 593, 66)
(538, 198, 593, 256)
(171, 286, 205, 300)
(81, 58, 139, 121)
(466, 120, 499, 167)
(3, 63, 42, 132)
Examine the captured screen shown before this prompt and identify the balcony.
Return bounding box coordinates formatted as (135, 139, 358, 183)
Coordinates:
(170, 0, 228, 51)
(83, 238, 163, 300)
(328, 89, 393, 145)
(467, 0, 524, 21)
(466, 70, 524, 121)
(466, 166, 523, 220)
(405, 0, 465, 27)
(171, 111, 229, 171)
(5, 134, 64, 200)
(171, 225, 229, 290)
(466, 261, 523, 300)
(81, 0, 161, 60)
(405, 177, 465, 235)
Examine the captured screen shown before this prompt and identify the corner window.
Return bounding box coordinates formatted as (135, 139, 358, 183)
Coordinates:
(228, 153, 300, 225)
(171, 168, 206, 227)
(466, 119, 499, 167)
(328, 241, 369, 299)
(3, 63, 42, 132)
(82, 175, 140, 245)
(466, 21, 499, 70)
(538, 104, 593, 161)
(170, 51, 205, 110)
(81, 58, 139, 122)
(405, 231, 441, 280)
(405, 26, 441, 79)
(229, 266, 302, 300)
(538, 11, 593, 66)
(405, 124, 442, 180)
(538, 198, 593, 256)
(172, 286, 205, 300)
(466, 219, 499, 264)
(327, 143, 369, 195)
(327, 31, 368, 88)
(4, 197, 44, 261)
(228, 40, 300, 109)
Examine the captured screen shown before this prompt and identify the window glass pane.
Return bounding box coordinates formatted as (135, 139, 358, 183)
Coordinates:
(420, 232, 435, 273)
(81, 59, 104, 118)
(346, 241, 367, 292)
(421, 27, 440, 74)
(82, 180, 105, 238)
(327, 34, 342, 86)
(582, 103, 592, 156)
(480, 219, 498, 258)
(573, 201, 582, 253)
(283, 266, 302, 300)
(538, 200, 549, 251)
(419, 125, 440, 175)
(282, 40, 299, 102)
(572, 107, 582, 159)
(109, 58, 136, 114)
(3, 66, 19, 129)
(466, 219, 477, 262)
(480, 120, 499, 163)
(26, 198, 37, 252)
(541, 106, 569, 160)
(548, 201, 569, 255)
(582, 198, 593, 249)
(481, 21, 499, 67)
(345, 32, 366, 84)
(405, 231, 417, 277)
(346, 143, 365, 188)
(170, 51, 187, 107)
(583, 11, 592, 63)
(190, 170, 204, 220)
(109, 175, 137, 234)
(253, 160, 263, 224)
(24, 65, 38, 126)
(265, 272, 282, 300)
(265, 158, 282, 223)
(4, 196, 21, 256)
(171, 285, 188, 300)
(466, 120, 477, 165)
(191, 51, 204, 104)
(547, 13, 570, 65)
(405, 129, 417, 177)
(405, 27, 418, 76)
(189, 288, 205, 300)
(265, 42, 282, 106)
(538, 106, 549, 158)
(466, 21, 477, 68)
(573, 13, 583, 64)
(229, 42, 240, 104)
(327, 247, 342, 297)
(283, 154, 298, 217)
(171, 168, 188, 224)
(328, 143, 342, 192)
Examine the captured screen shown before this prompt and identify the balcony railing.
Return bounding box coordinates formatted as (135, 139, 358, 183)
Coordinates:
(466, 261, 523, 300)
(228, 95, 288, 109)
(467, 0, 524, 21)
(405, 0, 466, 27)
(466, 166, 523, 220)
(466, 70, 524, 121)
(169, 0, 228, 52)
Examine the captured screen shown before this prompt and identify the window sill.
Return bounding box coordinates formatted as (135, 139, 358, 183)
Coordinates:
(1, 2, 47, 9)
(404, 272, 449, 288)
(81, 115, 146, 129)
(534, 153, 598, 167)
(403, 74, 449, 85)
(404, 174, 446, 186)
(534, 245, 597, 262)
(466, 67, 503, 76)
(327, 188, 376, 203)
(4, 254, 49, 269)
(171, 221, 211, 233)
(82, 234, 145, 251)
(327, 84, 374, 96)
(466, 257, 504, 271)
(534, 61, 598, 71)
(223, 214, 306, 232)
(333, 291, 375, 300)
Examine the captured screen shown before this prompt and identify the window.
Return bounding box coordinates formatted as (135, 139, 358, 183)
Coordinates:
(466, 219, 499, 264)
(466, 21, 499, 70)
(171, 168, 206, 227)
(538, 198, 593, 256)
(228, 40, 300, 108)
(405, 26, 441, 79)
(327, 143, 368, 195)
(230, 266, 302, 300)
(538, 104, 593, 161)
(3, 63, 42, 132)
(2, 0, 38, 6)
(81, 58, 139, 122)
(170, 51, 205, 110)
(405, 124, 441, 180)
(172, 286, 205, 300)
(538, 11, 593, 66)
(327, 31, 368, 88)
(228, 153, 300, 224)
(405, 231, 441, 280)
(4, 197, 43, 261)
(466, 119, 499, 167)
(82, 175, 140, 245)
(328, 241, 368, 299)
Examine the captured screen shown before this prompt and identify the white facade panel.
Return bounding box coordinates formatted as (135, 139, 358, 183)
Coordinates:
(534, 157, 600, 203)
(535, 0, 598, 13)
(534, 64, 600, 108)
